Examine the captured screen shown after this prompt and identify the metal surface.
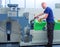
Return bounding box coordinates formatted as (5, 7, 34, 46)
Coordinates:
(20, 30, 60, 46)
(0, 20, 20, 42)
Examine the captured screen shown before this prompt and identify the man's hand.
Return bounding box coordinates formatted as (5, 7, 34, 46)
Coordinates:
(38, 18, 42, 22)
(34, 16, 39, 19)
(34, 14, 39, 19)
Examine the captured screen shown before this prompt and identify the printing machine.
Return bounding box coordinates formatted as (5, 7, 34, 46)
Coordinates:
(0, 4, 20, 47)
(0, 4, 60, 47)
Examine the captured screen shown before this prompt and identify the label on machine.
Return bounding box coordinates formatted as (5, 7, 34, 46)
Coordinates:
(8, 11, 17, 17)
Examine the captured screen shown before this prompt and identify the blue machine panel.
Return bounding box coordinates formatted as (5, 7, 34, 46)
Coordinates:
(0, 14, 7, 21)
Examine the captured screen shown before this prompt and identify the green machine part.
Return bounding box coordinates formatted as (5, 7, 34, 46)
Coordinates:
(34, 20, 60, 31)
(54, 22, 60, 30)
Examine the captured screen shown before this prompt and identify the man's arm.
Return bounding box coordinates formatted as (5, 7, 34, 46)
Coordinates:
(35, 13, 48, 22)
(34, 12, 44, 18)
(38, 13, 48, 22)
(40, 13, 48, 19)
(37, 13, 44, 16)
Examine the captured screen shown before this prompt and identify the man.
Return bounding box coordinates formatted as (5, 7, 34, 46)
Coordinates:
(34, 2, 55, 47)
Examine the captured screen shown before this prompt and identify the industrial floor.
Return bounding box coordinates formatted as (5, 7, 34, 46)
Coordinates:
(21, 45, 60, 47)
(0, 44, 60, 47)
